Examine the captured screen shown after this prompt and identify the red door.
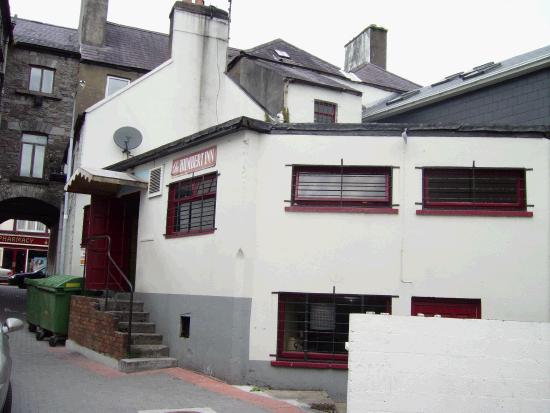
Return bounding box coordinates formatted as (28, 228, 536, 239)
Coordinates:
(411, 297, 481, 319)
(84, 196, 128, 291)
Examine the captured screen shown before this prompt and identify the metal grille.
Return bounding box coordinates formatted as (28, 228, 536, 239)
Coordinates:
(292, 166, 391, 207)
(277, 293, 391, 362)
(314, 100, 337, 124)
(167, 173, 217, 235)
(423, 168, 526, 210)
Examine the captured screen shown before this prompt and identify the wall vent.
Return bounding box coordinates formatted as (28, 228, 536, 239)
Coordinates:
(148, 166, 163, 198)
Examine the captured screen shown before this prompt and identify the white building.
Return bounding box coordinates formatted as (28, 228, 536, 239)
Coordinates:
(64, 0, 550, 401)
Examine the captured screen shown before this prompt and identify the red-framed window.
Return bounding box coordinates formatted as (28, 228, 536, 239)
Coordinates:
(275, 293, 391, 365)
(422, 168, 526, 211)
(166, 173, 217, 237)
(291, 165, 392, 208)
(412, 297, 481, 319)
(314, 100, 337, 124)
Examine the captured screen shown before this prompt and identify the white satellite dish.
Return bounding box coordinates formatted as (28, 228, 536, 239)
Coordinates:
(113, 126, 143, 155)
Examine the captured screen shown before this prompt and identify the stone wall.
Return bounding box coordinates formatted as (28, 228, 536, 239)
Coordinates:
(347, 314, 550, 413)
(68, 295, 128, 360)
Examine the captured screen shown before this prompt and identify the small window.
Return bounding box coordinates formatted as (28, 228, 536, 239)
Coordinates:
(314, 100, 337, 124)
(29, 67, 54, 93)
(166, 173, 217, 237)
(148, 166, 163, 198)
(275, 49, 290, 59)
(15, 220, 47, 233)
(412, 297, 481, 319)
(105, 76, 130, 97)
(276, 293, 391, 363)
(291, 165, 391, 208)
(422, 168, 526, 211)
(180, 315, 190, 338)
(20, 133, 47, 178)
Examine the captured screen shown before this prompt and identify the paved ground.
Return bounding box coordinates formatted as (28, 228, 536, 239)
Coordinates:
(0, 285, 313, 413)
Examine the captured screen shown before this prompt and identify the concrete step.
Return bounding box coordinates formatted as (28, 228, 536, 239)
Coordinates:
(130, 344, 169, 358)
(118, 321, 156, 333)
(129, 333, 163, 345)
(114, 292, 133, 301)
(119, 357, 178, 373)
(107, 311, 150, 323)
(103, 300, 144, 312)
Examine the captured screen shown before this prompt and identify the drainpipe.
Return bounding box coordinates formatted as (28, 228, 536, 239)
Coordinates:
(58, 98, 77, 274)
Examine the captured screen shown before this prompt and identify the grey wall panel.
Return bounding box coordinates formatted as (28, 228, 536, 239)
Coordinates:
(379, 68, 550, 125)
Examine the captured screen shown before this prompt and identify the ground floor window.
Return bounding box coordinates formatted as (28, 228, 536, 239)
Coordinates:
(275, 293, 391, 365)
(411, 297, 481, 319)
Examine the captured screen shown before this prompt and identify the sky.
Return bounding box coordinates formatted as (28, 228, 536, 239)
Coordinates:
(8, 0, 550, 86)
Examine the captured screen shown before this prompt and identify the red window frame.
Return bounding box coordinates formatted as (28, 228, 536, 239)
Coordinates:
(165, 172, 217, 237)
(411, 297, 481, 319)
(422, 168, 527, 211)
(275, 293, 392, 366)
(314, 100, 337, 124)
(291, 165, 392, 208)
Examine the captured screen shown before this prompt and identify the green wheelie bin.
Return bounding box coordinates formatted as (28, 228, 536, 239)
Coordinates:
(25, 278, 42, 333)
(29, 275, 83, 346)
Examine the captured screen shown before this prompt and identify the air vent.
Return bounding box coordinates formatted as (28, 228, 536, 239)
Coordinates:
(148, 166, 163, 198)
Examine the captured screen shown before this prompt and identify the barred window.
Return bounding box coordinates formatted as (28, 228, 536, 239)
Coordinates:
(291, 166, 391, 208)
(423, 168, 526, 210)
(314, 100, 337, 124)
(276, 293, 391, 364)
(166, 173, 217, 237)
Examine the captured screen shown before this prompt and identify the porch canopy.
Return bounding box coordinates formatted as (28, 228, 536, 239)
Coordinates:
(65, 167, 147, 196)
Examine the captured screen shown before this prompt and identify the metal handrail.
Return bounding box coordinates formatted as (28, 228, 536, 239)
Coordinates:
(85, 235, 134, 358)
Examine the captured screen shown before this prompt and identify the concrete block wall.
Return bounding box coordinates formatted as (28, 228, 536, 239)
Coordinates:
(347, 314, 550, 413)
(68, 296, 127, 360)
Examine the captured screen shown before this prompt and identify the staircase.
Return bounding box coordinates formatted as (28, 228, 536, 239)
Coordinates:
(102, 293, 178, 373)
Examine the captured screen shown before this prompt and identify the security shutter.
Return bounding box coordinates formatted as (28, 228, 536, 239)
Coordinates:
(148, 166, 163, 198)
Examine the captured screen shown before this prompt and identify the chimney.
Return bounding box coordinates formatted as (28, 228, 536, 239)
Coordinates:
(79, 0, 108, 46)
(344, 25, 387, 72)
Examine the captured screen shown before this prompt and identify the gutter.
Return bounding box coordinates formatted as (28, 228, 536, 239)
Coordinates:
(364, 53, 550, 121)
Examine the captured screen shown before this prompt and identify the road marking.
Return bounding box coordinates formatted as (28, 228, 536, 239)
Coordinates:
(138, 409, 217, 413)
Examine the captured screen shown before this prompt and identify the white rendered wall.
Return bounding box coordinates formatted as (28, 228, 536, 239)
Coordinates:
(347, 314, 550, 413)
(127, 130, 549, 363)
(286, 83, 362, 123)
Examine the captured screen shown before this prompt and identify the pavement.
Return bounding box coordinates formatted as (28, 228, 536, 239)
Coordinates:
(0, 286, 343, 413)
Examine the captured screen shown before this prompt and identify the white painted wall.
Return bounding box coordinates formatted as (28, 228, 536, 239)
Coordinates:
(286, 83, 362, 123)
(127, 129, 549, 363)
(0, 220, 13, 230)
(347, 314, 550, 413)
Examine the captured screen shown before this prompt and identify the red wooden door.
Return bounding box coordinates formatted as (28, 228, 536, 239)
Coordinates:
(85, 196, 128, 291)
(411, 297, 481, 319)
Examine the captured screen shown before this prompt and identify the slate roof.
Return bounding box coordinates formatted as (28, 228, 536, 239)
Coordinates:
(254, 59, 361, 95)
(363, 44, 550, 120)
(80, 22, 170, 71)
(351, 61, 420, 92)
(13, 18, 170, 71)
(14, 18, 79, 54)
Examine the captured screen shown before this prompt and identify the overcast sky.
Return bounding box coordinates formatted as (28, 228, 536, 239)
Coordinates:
(9, 0, 550, 86)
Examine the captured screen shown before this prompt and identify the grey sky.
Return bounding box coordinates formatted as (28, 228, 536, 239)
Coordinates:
(9, 0, 550, 86)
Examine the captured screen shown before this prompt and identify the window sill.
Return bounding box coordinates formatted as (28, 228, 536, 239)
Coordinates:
(416, 210, 533, 217)
(15, 89, 61, 101)
(164, 229, 215, 239)
(271, 360, 348, 370)
(285, 206, 398, 214)
(9, 176, 49, 185)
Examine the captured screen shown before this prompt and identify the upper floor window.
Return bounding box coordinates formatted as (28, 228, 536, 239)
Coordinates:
(105, 76, 130, 97)
(20, 133, 47, 178)
(16, 220, 47, 233)
(314, 100, 337, 124)
(422, 167, 527, 211)
(29, 66, 54, 94)
(291, 165, 392, 208)
(166, 173, 217, 237)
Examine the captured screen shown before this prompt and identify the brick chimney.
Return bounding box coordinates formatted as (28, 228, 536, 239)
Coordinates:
(79, 0, 108, 46)
(344, 25, 387, 72)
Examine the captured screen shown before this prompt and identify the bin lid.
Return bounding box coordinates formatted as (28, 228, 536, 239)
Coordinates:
(35, 274, 83, 292)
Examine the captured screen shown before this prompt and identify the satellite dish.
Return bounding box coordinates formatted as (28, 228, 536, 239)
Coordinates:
(113, 126, 143, 155)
